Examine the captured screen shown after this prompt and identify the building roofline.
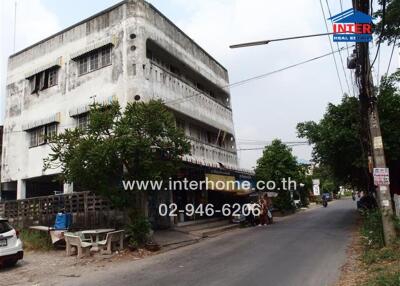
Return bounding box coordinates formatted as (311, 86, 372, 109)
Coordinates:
(9, 0, 228, 72)
(146, 2, 227, 72)
(9, 1, 127, 59)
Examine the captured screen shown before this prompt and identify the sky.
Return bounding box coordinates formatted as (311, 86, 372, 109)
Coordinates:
(0, 0, 398, 170)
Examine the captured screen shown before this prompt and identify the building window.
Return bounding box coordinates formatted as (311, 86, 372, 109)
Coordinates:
(101, 48, 111, 66)
(47, 124, 58, 140)
(28, 123, 58, 148)
(89, 53, 99, 71)
(79, 57, 88, 75)
(76, 113, 89, 130)
(29, 126, 45, 147)
(77, 46, 112, 76)
(28, 67, 59, 94)
(48, 69, 58, 87)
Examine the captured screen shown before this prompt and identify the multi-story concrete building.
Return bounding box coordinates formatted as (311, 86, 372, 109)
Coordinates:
(2, 0, 248, 217)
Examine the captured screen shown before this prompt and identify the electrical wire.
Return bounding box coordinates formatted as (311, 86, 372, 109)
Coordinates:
(385, 37, 397, 75)
(4, 46, 353, 135)
(237, 143, 309, 151)
(377, 44, 381, 85)
(318, 0, 345, 96)
(339, 0, 357, 97)
(324, 0, 352, 96)
(165, 45, 353, 106)
(370, 0, 386, 72)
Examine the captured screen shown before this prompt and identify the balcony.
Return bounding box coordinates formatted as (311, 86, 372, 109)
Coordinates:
(182, 138, 238, 170)
(145, 62, 234, 134)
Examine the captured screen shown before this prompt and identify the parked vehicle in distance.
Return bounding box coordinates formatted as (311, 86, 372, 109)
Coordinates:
(0, 218, 23, 267)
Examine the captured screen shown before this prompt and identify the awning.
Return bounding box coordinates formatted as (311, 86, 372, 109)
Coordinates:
(22, 112, 61, 131)
(25, 57, 62, 79)
(69, 95, 117, 117)
(70, 38, 115, 60)
(69, 105, 91, 117)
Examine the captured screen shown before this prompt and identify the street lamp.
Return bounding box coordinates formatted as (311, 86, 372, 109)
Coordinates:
(229, 32, 334, 49)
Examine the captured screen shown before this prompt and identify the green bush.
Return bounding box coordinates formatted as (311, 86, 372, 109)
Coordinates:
(126, 216, 151, 246)
(20, 229, 53, 251)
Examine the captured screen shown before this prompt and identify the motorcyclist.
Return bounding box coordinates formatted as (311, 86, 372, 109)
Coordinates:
(322, 194, 328, 207)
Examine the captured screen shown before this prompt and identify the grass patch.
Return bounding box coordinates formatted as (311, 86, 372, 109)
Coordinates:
(362, 247, 400, 265)
(360, 210, 384, 249)
(364, 270, 400, 286)
(359, 209, 400, 286)
(20, 229, 53, 251)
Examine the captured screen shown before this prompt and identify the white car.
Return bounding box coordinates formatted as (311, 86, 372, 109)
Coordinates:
(0, 218, 23, 267)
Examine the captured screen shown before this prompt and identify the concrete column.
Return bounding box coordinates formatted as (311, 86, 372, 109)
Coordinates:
(63, 182, 74, 194)
(17, 179, 26, 200)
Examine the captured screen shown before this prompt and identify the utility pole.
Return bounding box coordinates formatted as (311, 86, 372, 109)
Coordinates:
(353, 0, 396, 244)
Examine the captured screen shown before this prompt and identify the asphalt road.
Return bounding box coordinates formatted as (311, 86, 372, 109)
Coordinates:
(58, 199, 357, 286)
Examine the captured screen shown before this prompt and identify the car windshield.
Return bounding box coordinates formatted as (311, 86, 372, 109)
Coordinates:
(0, 221, 13, 234)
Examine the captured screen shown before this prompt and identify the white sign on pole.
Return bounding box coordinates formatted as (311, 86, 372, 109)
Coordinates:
(313, 185, 320, 196)
(373, 168, 390, 186)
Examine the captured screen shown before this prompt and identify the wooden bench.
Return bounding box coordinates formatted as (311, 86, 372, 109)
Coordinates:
(64, 233, 92, 258)
(97, 230, 125, 255)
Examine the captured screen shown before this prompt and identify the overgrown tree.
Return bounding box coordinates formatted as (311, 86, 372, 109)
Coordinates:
(374, 0, 400, 46)
(255, 139, 303, 212)
(44, 99, 191, 208)
(297, 96, 367, 191)
(297, 71, 400, 194)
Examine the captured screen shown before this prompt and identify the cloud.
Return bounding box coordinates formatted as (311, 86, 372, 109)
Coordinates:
(0, 0, 60, 121)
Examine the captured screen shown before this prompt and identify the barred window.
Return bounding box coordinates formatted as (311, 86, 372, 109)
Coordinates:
(48, 69, 58, 87)
(28, 124, 58, 147)
(89, 53, 99, 71)
(101, 48, 111, 66)
(77, 46, 112, 76)
(77, 113, 89, 130)
(28, 67, 59, 94)
(29, 126, 45, 147)
(79, 57, 88, 75)
(47, 124, 58, 140)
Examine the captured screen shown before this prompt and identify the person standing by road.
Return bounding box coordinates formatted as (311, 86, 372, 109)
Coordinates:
(258, 195, 268, 226)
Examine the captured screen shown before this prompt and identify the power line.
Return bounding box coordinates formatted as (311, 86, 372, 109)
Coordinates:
(4, 47, 353, 135)
(318, 0, 345, 96)
(386, 37, 397, 75)
(370, 0, 386, 72)
(166, 45, 353, 106)
(339, 0, 357, 97)
(324, 0, 352, 96)
(377, 44, 381, 86)
(237, 143, 309, 151)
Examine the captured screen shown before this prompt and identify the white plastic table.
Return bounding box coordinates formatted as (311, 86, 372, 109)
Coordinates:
(81, 229, 115, 251)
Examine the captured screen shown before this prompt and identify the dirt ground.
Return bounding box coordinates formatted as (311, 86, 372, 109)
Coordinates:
(335, 221, 368, 286)
(0, 248, 154, 286)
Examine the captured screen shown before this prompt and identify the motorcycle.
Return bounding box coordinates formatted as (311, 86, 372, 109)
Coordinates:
(322, 200, 328, 207)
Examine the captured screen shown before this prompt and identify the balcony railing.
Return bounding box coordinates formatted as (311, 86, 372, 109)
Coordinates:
(145, 62, 234, 133)
(182, 138, 238, 169)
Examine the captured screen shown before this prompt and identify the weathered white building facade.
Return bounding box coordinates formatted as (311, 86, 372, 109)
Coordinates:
(2, 0, 242, 200)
